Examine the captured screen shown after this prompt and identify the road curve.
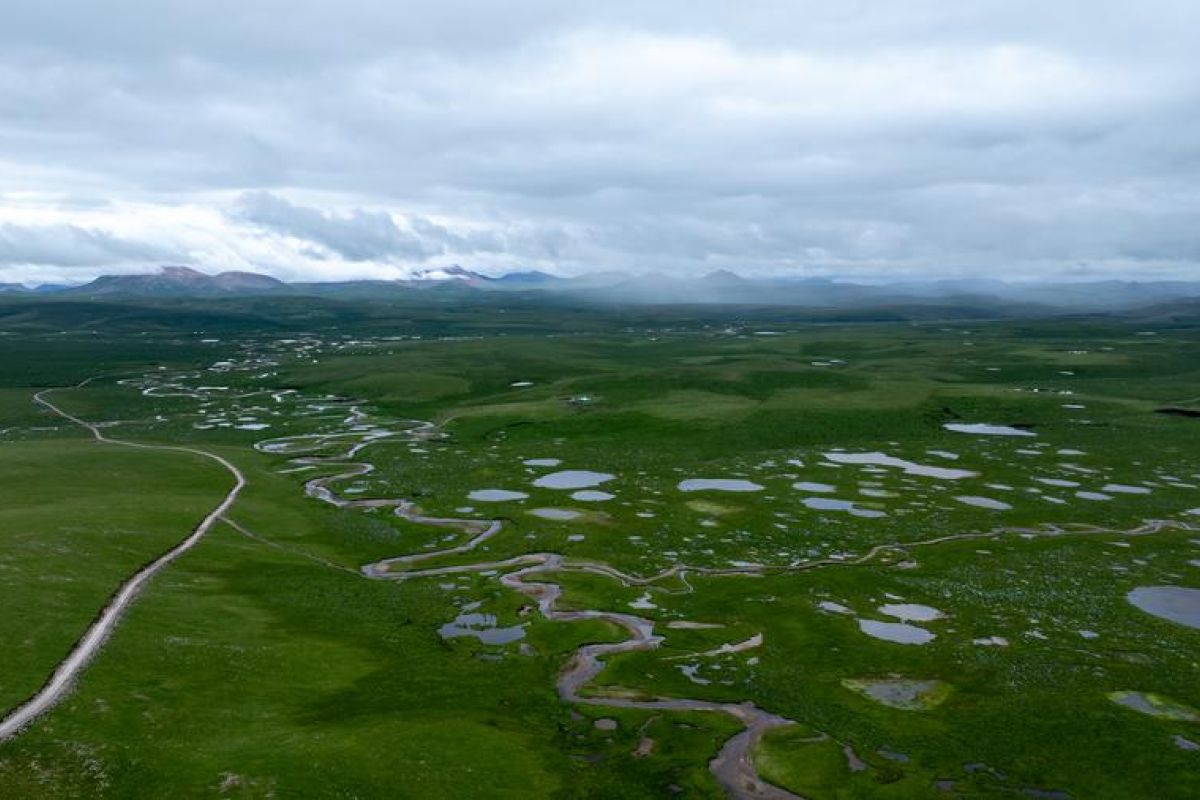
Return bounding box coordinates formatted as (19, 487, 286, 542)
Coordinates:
(0, 384, 246, 741)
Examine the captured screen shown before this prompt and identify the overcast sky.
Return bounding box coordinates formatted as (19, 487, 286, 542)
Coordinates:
(2, 1, 1199, 284)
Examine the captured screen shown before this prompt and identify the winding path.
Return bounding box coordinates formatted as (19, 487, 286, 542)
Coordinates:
(0, 385, 246, 741)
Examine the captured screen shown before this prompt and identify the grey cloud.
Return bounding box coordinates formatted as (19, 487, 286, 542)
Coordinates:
(230, 192, 526, 263)
(2, 2, 1200, 280)
(231, 191, 438, 261)
(0, 222, 178, 267)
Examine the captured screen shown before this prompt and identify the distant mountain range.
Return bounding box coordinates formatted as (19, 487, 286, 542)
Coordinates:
(3, 264, 1200, 312)
(58, 266, 289, 297)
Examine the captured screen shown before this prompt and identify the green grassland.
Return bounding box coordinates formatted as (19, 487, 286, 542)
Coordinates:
(1, 302, 1198, 797)
(0, 440, 236, 711)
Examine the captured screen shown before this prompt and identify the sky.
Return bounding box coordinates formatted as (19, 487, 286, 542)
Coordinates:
(2, 1, 1199, 285)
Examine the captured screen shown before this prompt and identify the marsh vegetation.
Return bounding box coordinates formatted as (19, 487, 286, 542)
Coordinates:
(1, 301, 1198, 797)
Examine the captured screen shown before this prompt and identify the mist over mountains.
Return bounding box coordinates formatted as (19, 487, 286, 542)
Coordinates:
(2, 265, 1199, 314)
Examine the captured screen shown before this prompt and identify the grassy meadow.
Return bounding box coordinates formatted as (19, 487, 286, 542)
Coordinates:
(1, 302, 1198, 797)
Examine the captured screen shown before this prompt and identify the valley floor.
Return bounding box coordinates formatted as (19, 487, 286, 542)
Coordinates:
(1, 311, 1199, 798)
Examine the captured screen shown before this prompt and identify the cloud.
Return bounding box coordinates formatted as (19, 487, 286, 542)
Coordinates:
(0, 222, 179, 268)
(1, 2, 1199, 281)
(230, 191, 438, 261)
(229, 191, 535, 263)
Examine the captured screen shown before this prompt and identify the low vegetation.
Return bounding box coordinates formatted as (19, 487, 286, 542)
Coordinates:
(1, 298, 1198, 797)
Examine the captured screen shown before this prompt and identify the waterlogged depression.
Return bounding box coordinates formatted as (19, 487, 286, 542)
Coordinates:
(571, 490, 614, 502)
(1127, 586, 1200, 630)
(529, 508, 582, 521)
(802, 497, 887, 518)
(879, 603, 944, 622)
(944, 423, 1037, 437)
(439, 611, 527, 645)
(843, 679, 951, 710)
(858, 619, 936, 645)
(677, 479, 765, 492)
(823, 451, 977, 480)
(955, 495, 1013, 511)
(533, 470, 616, 490)
(468, 489, 529, 502)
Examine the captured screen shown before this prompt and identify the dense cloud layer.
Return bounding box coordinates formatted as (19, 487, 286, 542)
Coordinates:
(1, 1, 1198, 283)
(0, 223, 180, 269)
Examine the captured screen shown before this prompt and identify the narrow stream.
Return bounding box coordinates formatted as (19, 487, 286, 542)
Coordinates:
(258, 420, 801, 798)
(255, 413, 1200, 800)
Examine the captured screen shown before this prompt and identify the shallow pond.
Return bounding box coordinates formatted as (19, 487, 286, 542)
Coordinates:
(793, 481, 836, 493)
(533, 470, 616, 489)
(879, 603, 943, 622)
(1109, 690, 1199, 721)
(945, 423, 1036, 437)
(629, 592, 657, 610)
(678, 478, 764, 492)
(1127, 585, 1200, 629)
(803, 497, 887, 518)
(439, 612, 526, 644)
(1036, 478, 1080, 488)
(818, 600, 852, 615)
(955, 495, 1012, 510)
(823, 451, 976, 480)
(571, 490, 614, 501)
(529, 508, 582, 521)
(858, 619, 935, 645)
(843, 678, 950, 710)
(1103, 483, 1151, 495)
(468, 489, 529, 502)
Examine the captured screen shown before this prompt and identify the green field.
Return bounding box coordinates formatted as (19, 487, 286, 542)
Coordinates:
(1, 298, 1199, 797)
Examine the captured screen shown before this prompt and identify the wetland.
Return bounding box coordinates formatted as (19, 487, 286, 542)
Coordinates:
(1, 300, 1199, 798)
